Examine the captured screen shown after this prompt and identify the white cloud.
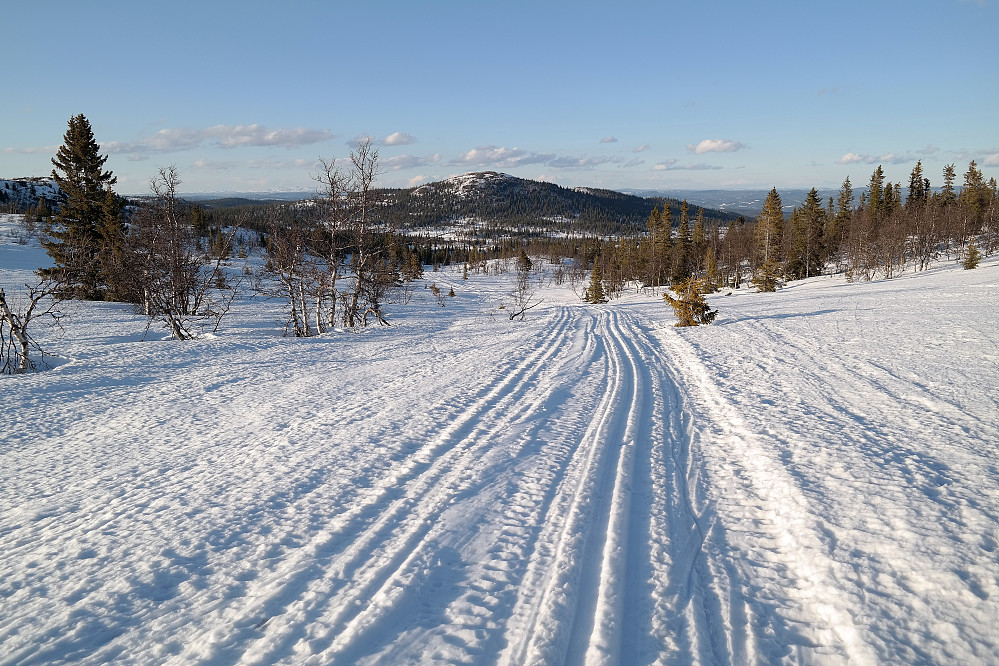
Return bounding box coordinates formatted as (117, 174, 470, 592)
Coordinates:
(408, 174, 428, 187)
(837, 152, 866, 164)
(451, 145, 650, 171)
(192, 158, 238, 171)
(212, 125, 331, 149)
(545, 155, 623, 169)
(348, 132, 418, 148)
(384, 132, 416, 146)
(837, 150, 928, 166)
(2, 145, 59, 155)
(105, 124, 332, 158)
(600, 136, 618, 144)
(450, 146, 554, 168)
(633, 145, 650, 153)
(654, 159, 722, 171)
(346, 134, 374, 149)
(984, 153, 999, 166)
(687, 139, 747, 154)
(382, 153, 440, 170)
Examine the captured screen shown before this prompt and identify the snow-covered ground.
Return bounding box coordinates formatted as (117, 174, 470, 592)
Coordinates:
(2, 213, 998, 664)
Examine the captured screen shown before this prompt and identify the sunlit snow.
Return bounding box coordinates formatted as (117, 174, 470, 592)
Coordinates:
(2, 214, 997, 664)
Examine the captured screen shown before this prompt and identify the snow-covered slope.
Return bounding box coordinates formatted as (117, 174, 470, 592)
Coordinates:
(2, 214, 997, 664)
(0, 178, 61, 210)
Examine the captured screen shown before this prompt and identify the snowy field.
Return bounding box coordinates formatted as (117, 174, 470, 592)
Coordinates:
(2, 214, 998, 665)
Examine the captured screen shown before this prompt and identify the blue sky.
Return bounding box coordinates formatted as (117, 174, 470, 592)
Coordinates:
(2, 0, 997, 195)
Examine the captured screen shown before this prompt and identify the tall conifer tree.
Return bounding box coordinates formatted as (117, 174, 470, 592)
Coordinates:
(42, 114, 117, 299)
(754, 187, 784, 291)
(867, 165, 885, 219)
(939, 163, 957, 206)
(672, 200, 691, 282)
(785, 188, 825, 280)
(907, 161, 928, 209)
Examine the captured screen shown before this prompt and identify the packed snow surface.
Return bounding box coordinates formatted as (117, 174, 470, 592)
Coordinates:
(2, 214, 998, 664)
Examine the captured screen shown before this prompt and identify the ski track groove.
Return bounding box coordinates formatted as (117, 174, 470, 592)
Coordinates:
(496, 308, 667, 666)
(167, 308, 577, 664)
(385, 310, 609, 665)
(497, 309, 621, 665)
(300, 312, 584, 663)
(581, 309, 647, 665)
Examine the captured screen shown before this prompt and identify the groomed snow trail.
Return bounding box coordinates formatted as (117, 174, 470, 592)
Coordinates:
(3, 223, 998, 665)
(0, 282, 735, 664)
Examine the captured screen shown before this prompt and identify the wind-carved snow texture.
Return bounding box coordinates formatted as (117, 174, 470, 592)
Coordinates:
(2, 213, 998, 664)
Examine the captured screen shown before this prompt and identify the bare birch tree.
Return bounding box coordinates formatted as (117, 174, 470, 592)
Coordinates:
(0, 279, 63, 374)
(127, 166, 240, 339)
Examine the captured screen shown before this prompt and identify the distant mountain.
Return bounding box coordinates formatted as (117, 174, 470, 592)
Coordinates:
(185, 196, 304, 209)
(3, 172, 796, 234)
(182, 191, 314, 203)
(620, 188, 843, 217)
(374, 172, 741, 236)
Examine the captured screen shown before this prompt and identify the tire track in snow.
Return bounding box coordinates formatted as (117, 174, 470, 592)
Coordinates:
(169, 308, 578, 664)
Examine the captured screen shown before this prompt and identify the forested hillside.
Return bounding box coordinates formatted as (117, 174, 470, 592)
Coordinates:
(193, 170, 740, 238)
(372, 171, 740, 235)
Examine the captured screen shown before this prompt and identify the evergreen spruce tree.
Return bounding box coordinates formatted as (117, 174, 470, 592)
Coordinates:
(866, 165, 885, 219)
(907, 161, 928, 209)
(822, 177, 852, 262)
(646, 205, 672, 287)
(692, 207, 707, 273)
(97, 186, 128, 301)
(753, 187, 784, 291)
(962, 238, 982, 269)
(584, 264, 608, 303)
(664, 276, 717, 327)
(939, 163, 957, 206)
(42, 114, 117, 299)
(784, 189, 825, 280)
(672, 200, 691, 282)
(961, 160, 989, 223)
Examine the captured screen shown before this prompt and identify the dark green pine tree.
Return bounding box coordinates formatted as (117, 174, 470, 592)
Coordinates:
(962, 238, 982, 270)
(584, 264, 608, 303)
(692, 207, 707, 273)
(664, 276, 717, 327)
(42, 114, 117, 299)
(823, 176, 852, 259)
(785, 188, 825, 280)
(652, 205, 672, 286)
(671, 200, 691, 282)
(97, 186, 129, 301)
(961, 160, 989, 223)
(938, 163, 957, 206)
(866, 165, 885, 219)
(753, 187, 784, 292)
(907, 161, 928, 210)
